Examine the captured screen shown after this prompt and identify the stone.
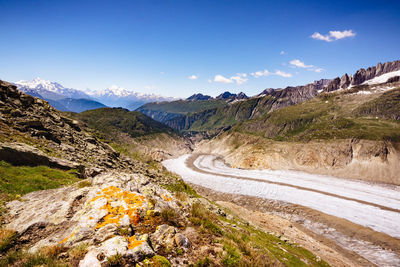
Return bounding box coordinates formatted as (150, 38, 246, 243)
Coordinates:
(126, 240, 155, 262)
(0, 142, 81, 171)
(175, 233, 191, 249)
(79, 250, 101, 267)
(151, 224, 177, 250)
(99, 236, 128, 257)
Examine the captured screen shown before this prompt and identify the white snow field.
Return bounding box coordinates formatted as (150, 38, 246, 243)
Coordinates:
(362, 70, 400, 85)
(163, 154, 400, 238)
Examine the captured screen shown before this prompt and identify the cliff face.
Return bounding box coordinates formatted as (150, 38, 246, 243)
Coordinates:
(196, 132, 400, 185)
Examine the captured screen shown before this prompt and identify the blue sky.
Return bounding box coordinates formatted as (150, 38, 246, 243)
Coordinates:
(0, 0, 399, 97)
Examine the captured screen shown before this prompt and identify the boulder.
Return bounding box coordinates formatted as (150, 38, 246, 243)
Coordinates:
(175, 233, 191, 249)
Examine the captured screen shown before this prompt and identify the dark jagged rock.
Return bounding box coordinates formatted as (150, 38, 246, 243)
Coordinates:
(216, 91, 248, 101)
(216, 91, 237, 100)
(326, 77, 341, 92)
(236, 92, 248, 100)
(387, 76, 400, 83)
(340, 73, 351, 89)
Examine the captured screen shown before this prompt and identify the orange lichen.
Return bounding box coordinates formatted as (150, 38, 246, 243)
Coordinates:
(59, 232, 75, 244)
(91, 186, 146, 229)
(161, 193, 172, 202)
(127, 236, 144, 249)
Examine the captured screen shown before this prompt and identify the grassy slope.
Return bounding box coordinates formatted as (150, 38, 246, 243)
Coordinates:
(71, 107, 176, 140)
(0, 161, 79, 222)
(235, 87, 400, 142)
(356, 88, 400, 120)
(187, 98, 261, 132)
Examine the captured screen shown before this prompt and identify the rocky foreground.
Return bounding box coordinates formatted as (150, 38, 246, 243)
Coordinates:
(5, 172, 193, 266)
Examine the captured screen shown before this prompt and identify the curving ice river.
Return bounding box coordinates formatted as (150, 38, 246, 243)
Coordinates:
(163, 154, 400, 239)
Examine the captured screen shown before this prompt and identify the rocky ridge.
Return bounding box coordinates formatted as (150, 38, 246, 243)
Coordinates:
(324, 60, 400, 91)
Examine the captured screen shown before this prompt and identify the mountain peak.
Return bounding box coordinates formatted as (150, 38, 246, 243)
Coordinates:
(187, 93, 212, 101)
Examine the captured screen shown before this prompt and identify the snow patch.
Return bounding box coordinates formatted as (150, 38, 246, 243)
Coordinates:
(362, 70, 400, 85)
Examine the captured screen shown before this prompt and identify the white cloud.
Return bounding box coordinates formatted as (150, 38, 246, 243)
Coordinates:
(231, 75, 248, 85)
(160, 71, 165, 75)
(213, 73, 248, 85)
(214, 74, 234, 84)
(275, 70, 292, 77)
(188, 74, 198, 80)
(290, 59, 313, 68)
(250, 70, 270, 78)
(280, 50, 286, 55)
(311, 30, 356, 42)
(290, 59, 323, 73)
(251, 69, 292, 78)
(314, 68, 324, 73)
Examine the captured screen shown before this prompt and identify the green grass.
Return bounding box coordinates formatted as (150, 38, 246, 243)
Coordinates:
(70, 107, 176, 141)
(0, 161, 80, 222)
(161, 174, 199, 197)
(0, 161, 80, 196)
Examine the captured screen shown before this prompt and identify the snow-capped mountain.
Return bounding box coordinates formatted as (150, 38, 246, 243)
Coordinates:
(15, 77, 91, 100)
(84, 85, 177, 110)
(14, 78, 176, 111)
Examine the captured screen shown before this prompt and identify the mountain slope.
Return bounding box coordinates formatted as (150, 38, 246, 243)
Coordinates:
(138, 79, 330, 133)
(137, 60, 400, 135)
(197, 81, 400, 185)
(57, 98, 107, 112)
(69, 107, 192, 160)
(74, 107, 176, 138)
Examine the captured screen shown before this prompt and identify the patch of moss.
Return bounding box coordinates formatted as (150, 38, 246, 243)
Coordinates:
(144, 255, 171, 267)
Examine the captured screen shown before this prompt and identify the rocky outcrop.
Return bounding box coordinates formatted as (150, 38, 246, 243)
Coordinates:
(340, 73, 351, 89)
(0, 142, 83, 174)
(325, 60, 400, 92)
(5, 172, 191, 265)
(325, 77, 341, 92)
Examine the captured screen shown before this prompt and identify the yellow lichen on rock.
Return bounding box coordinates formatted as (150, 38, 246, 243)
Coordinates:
(161, 193, 172, 202)
(91, 186, 147, 229)
(127, 235, 144, 249)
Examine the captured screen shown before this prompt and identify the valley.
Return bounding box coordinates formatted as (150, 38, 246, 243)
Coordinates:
(1, 60, 400, 266)
(163, 154, 400, 266)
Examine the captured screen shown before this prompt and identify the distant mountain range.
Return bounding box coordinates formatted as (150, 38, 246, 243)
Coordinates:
(138, 60, 400, 133)
(14, 78, 175, 112)
(84, 86, 176, 110)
